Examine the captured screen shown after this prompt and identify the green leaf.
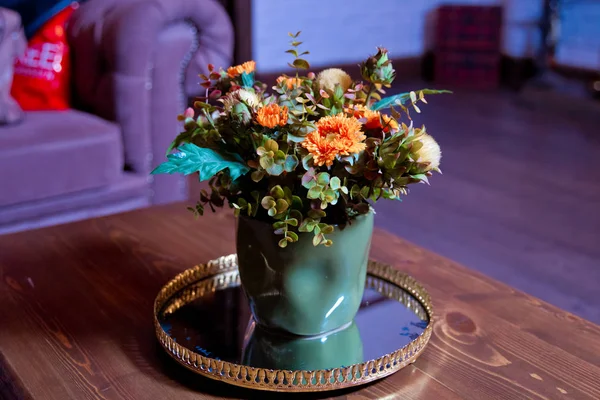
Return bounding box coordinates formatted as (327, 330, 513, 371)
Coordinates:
(287, 231, 299, 241)
(307, 185, 323, 199)
(273, 221, 286, 229)
(152, 143, 249, 181)
(278, 238, 289, 248)
(299, 219, 314, 232)
(260, 156, 274, 169)
(323, 188, 336, 203)
(270, 186, 285, 199)
(307, 209, 326, 219)
(276, 199, 289, 213)
(290, 209, 303, 221)
(291, 41, 303, 47)
(303, 178, 316, 189)
(372, 89, 452, 111)
(256, 146, 267, 156)
(264, 139, 279, 152)
(266, 163, 284, 176)
(274, 150, 286, 161)
(292, 59, 310, 69)
(291, 196, 303, 210)
(360, 186, 370, 199)
(268, 208, 277, 217)
(280, 185, 291, 200)
(285, 49, 298, 57)
(321, 225, 334, 234)
(330, 176, 341, 190)
(313, 233, 324, 246)
(285, 218, 298, 227)
(251, 170, 265, 182)
(261, 196, 276, 209)
(241, 72, 254, 88)
(316, 172, 330, 186)
(334, 84, 344, 99)
(302, 154, 314, 170)
(166, 129, 193, 155)
(412, 173, 430, 184)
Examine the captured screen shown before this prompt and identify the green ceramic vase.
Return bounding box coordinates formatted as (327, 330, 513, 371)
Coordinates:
(236, 211, 374, 336)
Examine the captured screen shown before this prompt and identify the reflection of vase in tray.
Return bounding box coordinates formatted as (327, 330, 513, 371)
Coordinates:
(236, 211, 374, 336)
(241, 319, 363, 371)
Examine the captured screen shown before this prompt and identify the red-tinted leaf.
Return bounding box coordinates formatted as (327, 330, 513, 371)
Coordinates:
(207, 64, 214, 72)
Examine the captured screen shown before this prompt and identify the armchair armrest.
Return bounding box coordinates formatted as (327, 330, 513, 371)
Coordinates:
(67, 0, 233, 204)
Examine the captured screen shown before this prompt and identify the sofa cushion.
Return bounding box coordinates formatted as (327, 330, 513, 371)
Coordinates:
(0, 110, 123, 207)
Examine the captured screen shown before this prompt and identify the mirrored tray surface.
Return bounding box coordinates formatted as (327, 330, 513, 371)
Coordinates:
(154, 255, 433, 392)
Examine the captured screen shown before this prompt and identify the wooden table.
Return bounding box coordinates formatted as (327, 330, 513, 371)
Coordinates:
(1, 205, 599, 400)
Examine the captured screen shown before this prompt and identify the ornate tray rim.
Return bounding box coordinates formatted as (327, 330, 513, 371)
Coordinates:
(153, 254, 434, 393)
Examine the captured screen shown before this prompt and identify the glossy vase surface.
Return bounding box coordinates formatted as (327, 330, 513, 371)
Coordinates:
(236, 211, 374, 336)
(242, 320, 363, 371)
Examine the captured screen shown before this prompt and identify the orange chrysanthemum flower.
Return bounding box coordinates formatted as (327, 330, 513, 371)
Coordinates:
(227, 61, 256, 78)
(256, 104, 289, 128)
(302, 115, 366, 167)
(346, 105, 398, 132)
(276, 75, 303, 89)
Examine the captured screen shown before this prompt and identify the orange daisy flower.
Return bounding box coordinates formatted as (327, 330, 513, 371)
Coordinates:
(302, 115, 366, 167)
(276, 75, 303, 89)
(256, 104, 288, 128)
(346, 105, 398, 132)
(227, 61, 256, 78)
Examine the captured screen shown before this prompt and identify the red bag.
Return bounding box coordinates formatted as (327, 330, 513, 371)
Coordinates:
(11, 3, 78, 111)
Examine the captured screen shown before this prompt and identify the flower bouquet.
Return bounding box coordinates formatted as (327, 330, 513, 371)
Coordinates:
(152, 33, 448, 335)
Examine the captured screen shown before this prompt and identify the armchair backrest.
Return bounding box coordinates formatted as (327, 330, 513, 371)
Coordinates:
(0, 8, 26, 124)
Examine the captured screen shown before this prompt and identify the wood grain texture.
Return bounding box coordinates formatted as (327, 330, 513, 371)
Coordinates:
(373, 83, 600, 324)
(0, 205, 599, 400)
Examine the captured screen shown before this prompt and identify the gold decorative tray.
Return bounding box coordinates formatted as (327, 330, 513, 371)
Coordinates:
(154, 254, 433, 392)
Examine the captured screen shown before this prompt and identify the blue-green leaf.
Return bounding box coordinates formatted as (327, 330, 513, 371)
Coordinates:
(151, 143, 249, 181)
(241, 72, 254, 88)
(372, 89, 452, 111)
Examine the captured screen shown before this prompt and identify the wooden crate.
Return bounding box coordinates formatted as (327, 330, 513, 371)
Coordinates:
(434, 5, 502, 87)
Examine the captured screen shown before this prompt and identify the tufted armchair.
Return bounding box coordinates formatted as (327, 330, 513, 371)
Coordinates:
(0, 0, 233, 234)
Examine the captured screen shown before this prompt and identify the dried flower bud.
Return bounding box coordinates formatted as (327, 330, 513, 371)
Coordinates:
(414, 134, 441, 171)
(360, 47, 396, 86)
(315, 68, 352, 94)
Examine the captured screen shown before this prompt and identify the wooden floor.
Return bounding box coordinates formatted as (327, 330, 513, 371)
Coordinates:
(375, 84, 600, 324)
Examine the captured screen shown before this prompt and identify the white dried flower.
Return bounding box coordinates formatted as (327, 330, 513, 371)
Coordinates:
(236, 88, 261, 109)
(219, 89, 261, 113)
(415, 134, 441, 171)
(315, 68, 352, 93)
